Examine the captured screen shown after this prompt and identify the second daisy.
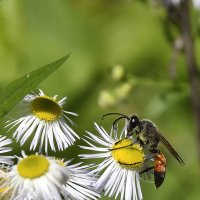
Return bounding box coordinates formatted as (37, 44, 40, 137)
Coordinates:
(6, 89, 79, 153)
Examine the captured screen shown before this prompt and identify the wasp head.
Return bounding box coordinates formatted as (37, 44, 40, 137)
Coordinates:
(126, 115, 140, 136)
(101, 113, 140, 137)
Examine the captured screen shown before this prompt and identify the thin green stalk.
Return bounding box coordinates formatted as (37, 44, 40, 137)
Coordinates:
(179, 0, 200, 162)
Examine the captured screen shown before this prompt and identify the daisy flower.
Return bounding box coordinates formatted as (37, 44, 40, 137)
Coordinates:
(80, 123, 149, 200)
(6, 89, 79, 153)
(60, 159, 100, 200)
(0, 135, 13, 167)
(1, 151, 70, 200)
(0, 152, 100, 200)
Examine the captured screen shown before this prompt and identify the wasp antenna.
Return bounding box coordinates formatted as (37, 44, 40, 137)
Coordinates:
(112, 116, 128, 129)
(102, 112, 129, 120)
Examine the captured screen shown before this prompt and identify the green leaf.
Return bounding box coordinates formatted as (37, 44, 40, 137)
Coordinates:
(0, 53, 70, 119)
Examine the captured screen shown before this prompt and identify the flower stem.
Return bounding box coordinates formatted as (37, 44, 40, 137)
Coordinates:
(179, 0, 200, 162)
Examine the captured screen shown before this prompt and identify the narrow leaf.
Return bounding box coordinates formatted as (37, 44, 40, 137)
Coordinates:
(0, 54, 70, 118)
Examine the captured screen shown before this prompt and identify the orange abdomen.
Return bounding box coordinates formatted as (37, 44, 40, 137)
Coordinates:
(154, 153, 166, 189)
(154, 153, 166, 172)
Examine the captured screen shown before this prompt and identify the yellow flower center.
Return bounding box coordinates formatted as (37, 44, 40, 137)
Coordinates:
(111, 139, 144, 169)
(31, 96, 62, 121)
(17, 155, 49, 179)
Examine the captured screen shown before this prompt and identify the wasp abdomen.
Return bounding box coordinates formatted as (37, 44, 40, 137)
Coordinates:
(154, 153, 166, 189)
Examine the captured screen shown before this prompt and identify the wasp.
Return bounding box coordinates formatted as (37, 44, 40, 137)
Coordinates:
(139, 152, 167, 189)
(102, 112, 185, 165)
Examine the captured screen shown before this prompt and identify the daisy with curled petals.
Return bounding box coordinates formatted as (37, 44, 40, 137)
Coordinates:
(6, 89, 79, 153)
(0, 135, 13, 167)
(0, 152, 100, 200)
(0, 135, 13, 200)
(80, 123, 150, 200)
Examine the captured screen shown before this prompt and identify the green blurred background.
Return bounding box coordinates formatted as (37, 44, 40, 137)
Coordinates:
(0, 0, 200, 199)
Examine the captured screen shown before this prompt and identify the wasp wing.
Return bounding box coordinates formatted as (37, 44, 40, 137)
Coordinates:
(139, 166, 154, 184)
(156, 131, 185, 165)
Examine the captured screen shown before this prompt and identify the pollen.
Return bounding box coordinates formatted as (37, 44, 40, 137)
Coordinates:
(111, 139, 144, 169)
(0, 186, 9, 193)
(31, 96, 62, 121)
(0, 185, 11, 200)
(17, 155, 49, 179)
(0, 174, 11, 199)
(55, 159, 65, 167)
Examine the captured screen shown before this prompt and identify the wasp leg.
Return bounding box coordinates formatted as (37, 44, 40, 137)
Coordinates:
(143, 153, 157, 162)
(139, 166, 154, 181)
(108, 140, 138, 151)
(139, 166, 154, 175)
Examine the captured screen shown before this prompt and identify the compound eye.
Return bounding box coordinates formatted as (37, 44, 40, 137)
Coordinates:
(131, 118, 135, 123)
(129, 117, 138, 129)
